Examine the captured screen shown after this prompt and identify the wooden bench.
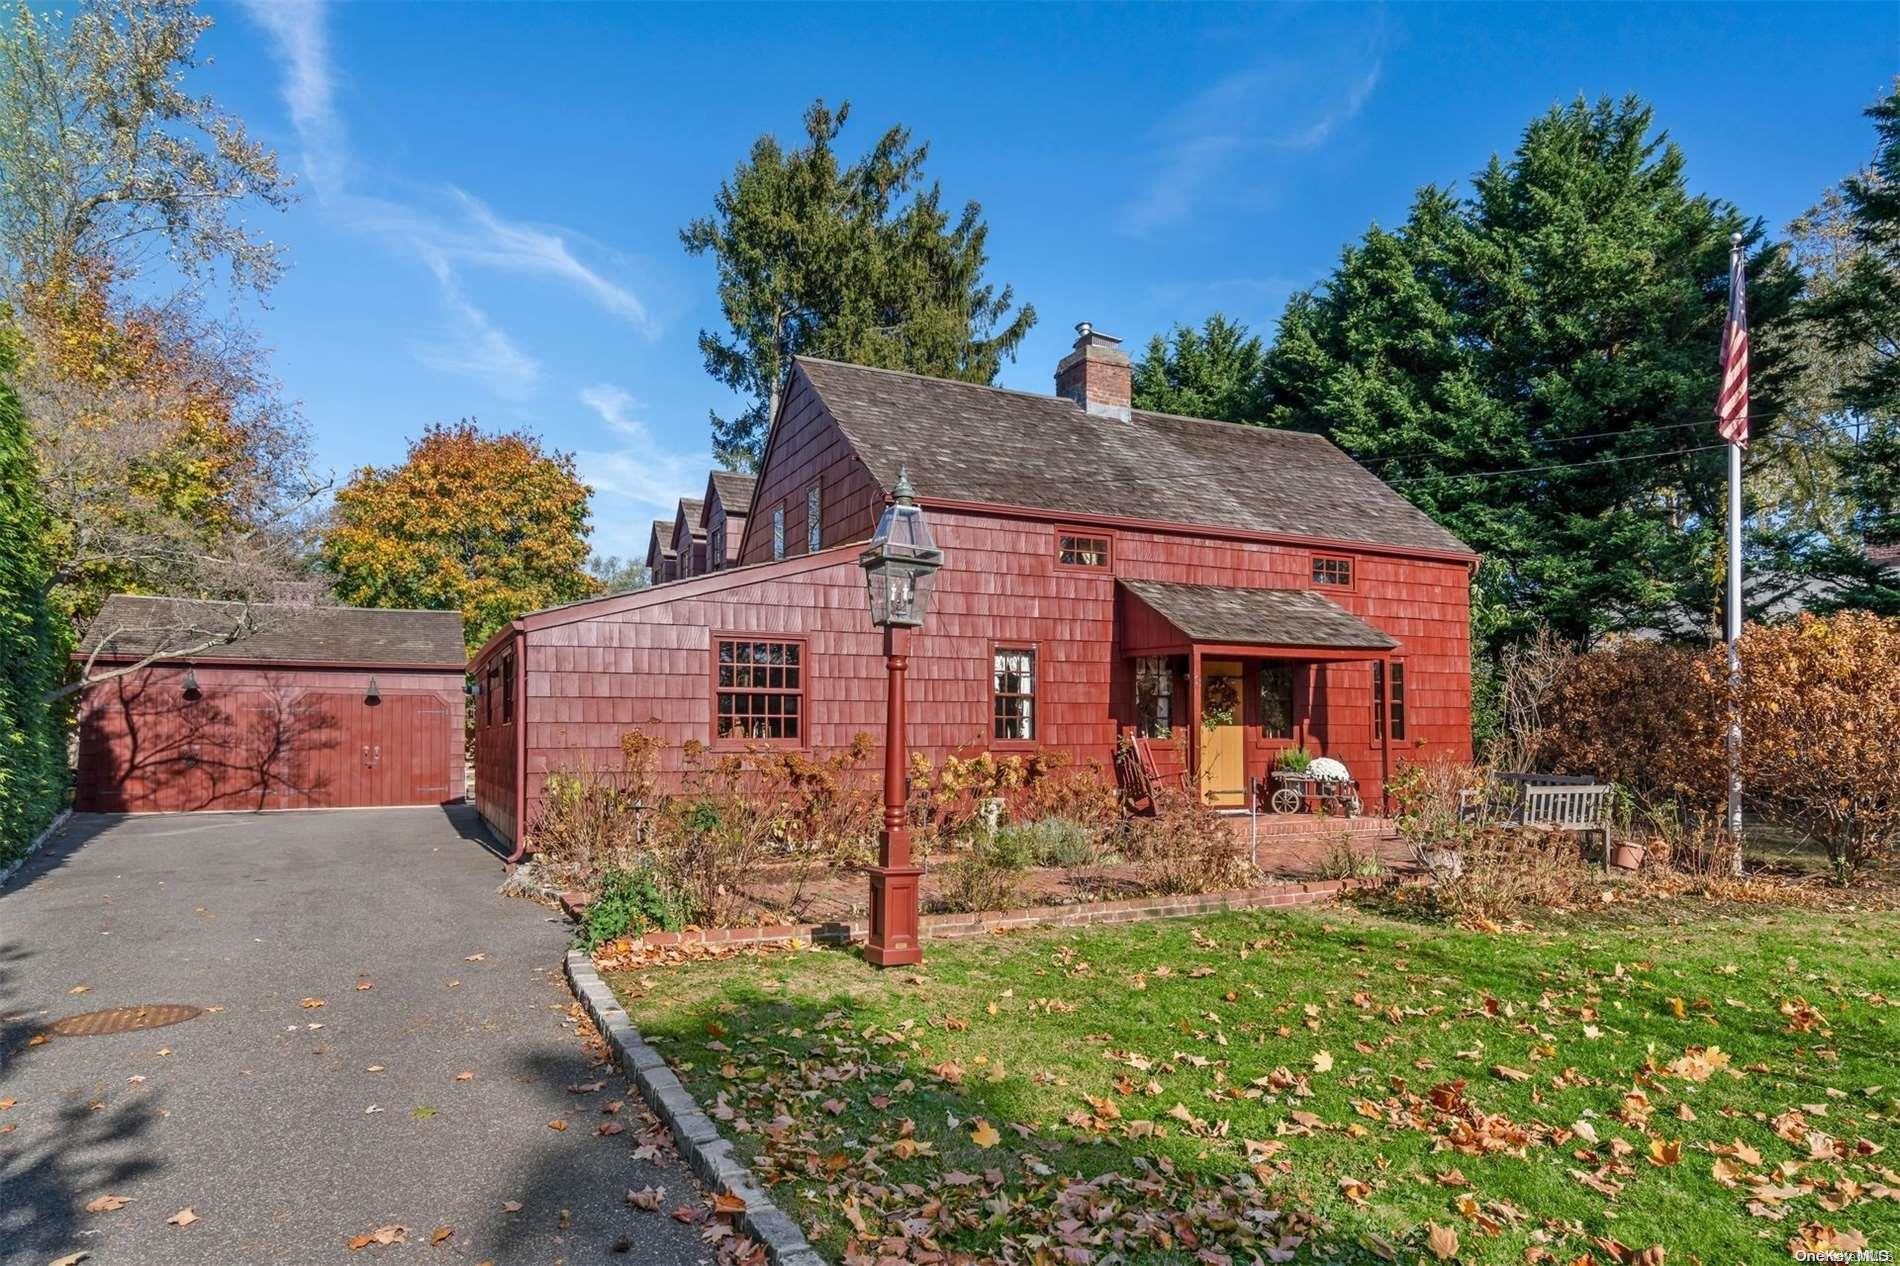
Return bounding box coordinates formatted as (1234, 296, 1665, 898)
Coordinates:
(1464, 773, 1615, 858)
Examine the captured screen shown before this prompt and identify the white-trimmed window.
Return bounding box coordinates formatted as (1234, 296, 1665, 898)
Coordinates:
(993, 647, 1037, 742)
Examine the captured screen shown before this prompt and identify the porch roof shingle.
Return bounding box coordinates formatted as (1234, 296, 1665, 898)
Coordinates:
(1119, 579, 1398, 652)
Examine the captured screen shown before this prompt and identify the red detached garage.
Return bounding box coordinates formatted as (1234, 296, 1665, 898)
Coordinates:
(74, 595, 466, 813)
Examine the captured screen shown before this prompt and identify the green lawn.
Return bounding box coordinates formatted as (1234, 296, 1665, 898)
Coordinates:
(608, 899, 1900, 1264)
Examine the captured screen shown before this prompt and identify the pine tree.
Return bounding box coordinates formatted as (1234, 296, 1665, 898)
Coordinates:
(1131, 314, 1270, 423)
(1260, 96, 1800, 647)
(681, 100, 1035, 470)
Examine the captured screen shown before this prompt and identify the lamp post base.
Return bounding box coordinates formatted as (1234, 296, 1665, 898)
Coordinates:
(865, 864, 924, 967)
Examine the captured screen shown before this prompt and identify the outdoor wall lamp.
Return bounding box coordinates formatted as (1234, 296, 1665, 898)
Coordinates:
(365, 676, 381, 705)
(859, 465, 943, 969)
(181, 668, 201, 700)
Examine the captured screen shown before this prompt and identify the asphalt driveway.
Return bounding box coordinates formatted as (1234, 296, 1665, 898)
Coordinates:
(0, 807, 713, 1266)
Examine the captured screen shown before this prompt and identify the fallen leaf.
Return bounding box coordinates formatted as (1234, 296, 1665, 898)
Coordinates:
(627, 1187, 664, 1211)
(346, 1225, 406, 1250)
(0, 1098, 16, 1110)
(970, 1120, 1002, 1148)
(299, 998, 324, 1009)
(1312, 1050, 1335, 1073)
(50, 1253, 89, 1266)
(167, 1208, 200, 1227)
(1492, 1065, 1532, 1083)
(355, 982, 374, 991)
(366, 1065, 384, 1073)
(1426, 1220, 1460, 1261)
(84, 1194, 132, 1212)
(68, 985, 90, 995)
(430, 1225, 453, 1246)
(501, 1201, 523, 1214)
(712, 1192, 747, 1218)
(547, 1118, 568, 1132)
(464, 953, 486, 962)
(454, 1071, 474, 1082)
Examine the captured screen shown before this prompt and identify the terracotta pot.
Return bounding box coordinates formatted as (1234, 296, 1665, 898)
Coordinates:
(1608, 841, 1646, 872)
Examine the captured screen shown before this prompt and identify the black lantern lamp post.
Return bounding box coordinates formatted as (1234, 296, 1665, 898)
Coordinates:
(859, 465, 943, 967)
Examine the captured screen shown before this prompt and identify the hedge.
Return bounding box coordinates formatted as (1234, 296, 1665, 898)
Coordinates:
(0, 348, 69, 862)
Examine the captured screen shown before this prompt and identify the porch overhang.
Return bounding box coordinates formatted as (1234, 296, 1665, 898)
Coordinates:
(1117, 579, 1399, 659)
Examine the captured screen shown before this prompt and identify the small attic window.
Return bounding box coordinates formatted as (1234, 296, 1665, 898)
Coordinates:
(1057, 531, 1111, 569)
(1312, 555, 1353, 588)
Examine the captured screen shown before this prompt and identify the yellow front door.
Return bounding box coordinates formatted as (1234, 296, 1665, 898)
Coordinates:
(1199, 660, 1245, 807)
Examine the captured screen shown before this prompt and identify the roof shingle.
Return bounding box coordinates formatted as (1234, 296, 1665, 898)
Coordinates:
(796, 357, 1471, 556)
(1120, 579, 1398, 651)
(708, 471, 756, 518)
(78, 595, 466, 667)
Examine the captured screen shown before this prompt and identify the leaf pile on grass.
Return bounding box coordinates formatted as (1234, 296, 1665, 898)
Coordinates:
(609, 904, 1900, 1264)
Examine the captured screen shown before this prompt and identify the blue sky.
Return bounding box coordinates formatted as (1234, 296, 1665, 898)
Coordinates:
(203, 1, 1896, 560)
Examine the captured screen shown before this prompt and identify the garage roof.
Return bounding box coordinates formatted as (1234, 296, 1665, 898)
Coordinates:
(78, 595, 466, 668)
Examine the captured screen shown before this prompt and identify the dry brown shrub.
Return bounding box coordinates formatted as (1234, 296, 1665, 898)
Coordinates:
(1120, 785, 1255, 895)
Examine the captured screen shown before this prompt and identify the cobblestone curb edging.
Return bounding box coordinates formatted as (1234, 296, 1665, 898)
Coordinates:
(564, 949, 828, 1266)
(0, 809, 72, 892)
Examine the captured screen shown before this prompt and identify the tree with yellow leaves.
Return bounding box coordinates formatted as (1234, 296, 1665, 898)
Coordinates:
(323, 421, 599, 652)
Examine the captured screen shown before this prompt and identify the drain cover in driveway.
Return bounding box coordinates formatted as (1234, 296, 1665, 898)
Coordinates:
(43, 1004, 204, 1037)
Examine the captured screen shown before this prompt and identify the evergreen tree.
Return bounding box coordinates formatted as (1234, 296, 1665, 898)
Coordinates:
(0, 344, 68, 859)
(682, 100, 1035, 470)
(1131, 314, 1271, 423)
(1260, 96, 1800, 647)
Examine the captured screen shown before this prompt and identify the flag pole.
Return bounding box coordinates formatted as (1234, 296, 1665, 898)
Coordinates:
(1724, 231, 1745, 877)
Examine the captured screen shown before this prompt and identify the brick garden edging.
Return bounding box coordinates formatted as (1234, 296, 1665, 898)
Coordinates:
(606, 873, 1402, 952)
(563, 949, 827, 1266)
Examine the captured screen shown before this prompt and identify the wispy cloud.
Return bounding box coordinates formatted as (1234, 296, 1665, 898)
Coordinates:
(241, 0, 655, 396)
(1121, 37, 1387, 234)
(409, 247, 542, 397)
(574, 383, 706, 554)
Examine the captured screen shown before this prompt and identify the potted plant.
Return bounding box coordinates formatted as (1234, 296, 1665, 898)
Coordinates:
(1608, 837, 1647, 871)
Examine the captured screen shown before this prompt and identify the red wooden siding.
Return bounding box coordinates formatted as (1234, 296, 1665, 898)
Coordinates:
(737, 367, 884, 567)
(76, 663, 464, 813)
(470, 507, 1471, 847)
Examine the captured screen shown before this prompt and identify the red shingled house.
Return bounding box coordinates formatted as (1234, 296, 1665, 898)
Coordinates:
(471, 326, 1476, 850)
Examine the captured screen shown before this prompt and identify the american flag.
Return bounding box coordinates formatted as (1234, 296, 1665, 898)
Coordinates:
(1718, 240, 1749, 447)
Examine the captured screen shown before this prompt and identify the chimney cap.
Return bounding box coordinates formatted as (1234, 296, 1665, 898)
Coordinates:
(1073, 321, 1121, 347)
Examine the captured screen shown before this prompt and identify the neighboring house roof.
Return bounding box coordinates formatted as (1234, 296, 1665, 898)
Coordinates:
(795, 357, 1472, 557)
(1870, 542, 1900, 572)
(705, 471, 756, 523)
(78, 594, 466, 668)
(674, 497, 708, 541)
(1120, 579, 1399, 651)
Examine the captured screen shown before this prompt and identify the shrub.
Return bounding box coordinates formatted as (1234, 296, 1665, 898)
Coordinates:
(1274, 745, 1314, 773)
(528, 763, 648, 877)
(577, 863, 686, 950)
(936, 833, 1030, 913)
(1535, 613, 1900, 882)
(1121, 785, 1254, 895)
(996, 817, 1097, 869)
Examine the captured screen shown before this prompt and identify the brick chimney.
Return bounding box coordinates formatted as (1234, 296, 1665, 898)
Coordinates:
(1055, 322, 1132, 422)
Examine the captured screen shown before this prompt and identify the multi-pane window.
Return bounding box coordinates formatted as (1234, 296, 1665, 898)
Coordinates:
(772, 506, 785, 560)
(1058, 532, 1111, 568)
(1372, 660, 1406, 742)
(1135, 656, 1172, 738)
(500, 653, 515, 723)
(1312, 555, 1353, 587)
(992, 647, 1037, 742)
(806, 484, 822, 553)
(1258, 662, 1294, 739)
(708, 522, 725, 571)
(715, 639, 803, 742)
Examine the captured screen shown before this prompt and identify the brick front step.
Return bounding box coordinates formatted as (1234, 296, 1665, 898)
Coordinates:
(597, 873, 1412, 956)
(1233, 813, 1395, 840)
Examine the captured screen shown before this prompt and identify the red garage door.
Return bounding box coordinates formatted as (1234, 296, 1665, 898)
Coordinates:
(77, 679, 458, 813)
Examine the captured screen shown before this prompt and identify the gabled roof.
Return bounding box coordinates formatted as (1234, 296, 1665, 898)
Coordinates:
(703, 471, 756, 526)
(649, 518, 677, 556)
(78, 594, 466, 667)
(794, 357, 1472, 557)
(1120, 579, 1397, 651)
(673, 497, 707, 541)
